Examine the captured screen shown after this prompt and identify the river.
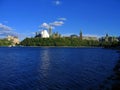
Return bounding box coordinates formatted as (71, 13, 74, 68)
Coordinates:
(0, 47, 119, 90)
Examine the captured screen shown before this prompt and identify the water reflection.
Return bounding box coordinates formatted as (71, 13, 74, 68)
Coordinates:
(40, 48, 51, 77)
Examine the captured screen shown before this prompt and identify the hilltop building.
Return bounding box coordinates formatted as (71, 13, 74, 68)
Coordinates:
(82, 36, 98, 41)
(7, 35, 20, 45)
(63, 31, 98, 41)
(99, 34, 119, 42)
(52, 32, 61, 38)
(70, 34, 78, 38)
(35, 29, 119, 42)
(35, 30, 49, 38)
(79, 31, 98, 41)
(105, 34, 109, 42)
(35, 29, 61, 38)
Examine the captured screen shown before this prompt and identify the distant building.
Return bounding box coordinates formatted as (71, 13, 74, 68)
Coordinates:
(63, 33, 98, 41)
(79, 31, 98, 41)
(99, 34, 119, 42)
(52, 32, 61, 38)
(35, 32, 41, 37)
(83, 36, 98, 41)
(7, 35, 20, 45)
(63, 36, 70, 38)
(70, 34, 78, 38)
(35, 30, 49, 38)
(105, 34, 109, 42)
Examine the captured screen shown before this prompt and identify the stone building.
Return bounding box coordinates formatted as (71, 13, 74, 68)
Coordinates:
(7, 35, 20, 45)
(82, 36, 99, 41)
(99, 34, 119, 42)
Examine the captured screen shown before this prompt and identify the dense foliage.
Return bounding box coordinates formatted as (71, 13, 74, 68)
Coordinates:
(20, 37, 100, 46)
(0, 39, 12, 46)
(20, 37, 120, 47)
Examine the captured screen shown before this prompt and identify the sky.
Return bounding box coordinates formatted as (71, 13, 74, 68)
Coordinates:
(0, 0, 120, 39)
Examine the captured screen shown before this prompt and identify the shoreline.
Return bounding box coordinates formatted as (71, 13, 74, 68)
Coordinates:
(0, 46, 103, 48)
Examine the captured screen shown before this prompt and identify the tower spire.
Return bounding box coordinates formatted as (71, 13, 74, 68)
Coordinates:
(48, 26, 52, 37)
(80, 30, 82, 40)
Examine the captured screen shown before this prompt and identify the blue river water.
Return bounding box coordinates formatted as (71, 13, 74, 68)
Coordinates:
(0, 47, 119, 90)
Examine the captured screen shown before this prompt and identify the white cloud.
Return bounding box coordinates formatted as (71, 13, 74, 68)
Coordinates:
(40, 20, 65, 30)
(41, 23, 49, 29)
(0, 23, 20, 37)
(50, 21, 64, 26)
(58, 18, 67, 21)
(39, 18, 66, 34)
(0, 23, 13, 31)
(40, 22, 55, 30)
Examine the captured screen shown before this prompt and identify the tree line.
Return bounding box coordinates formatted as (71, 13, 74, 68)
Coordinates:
(0, 39, 12, 46)
(0, 37, 119, 47)
(20, 37, 120, 47)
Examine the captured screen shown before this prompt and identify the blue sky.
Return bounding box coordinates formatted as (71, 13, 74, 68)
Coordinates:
(0, 0, 120, 39)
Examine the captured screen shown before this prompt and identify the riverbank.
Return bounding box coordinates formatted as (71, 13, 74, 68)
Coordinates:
(0, 46, 102, 49)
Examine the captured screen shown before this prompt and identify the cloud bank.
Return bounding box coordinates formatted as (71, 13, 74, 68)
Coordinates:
(50, 21, 64, 26)
(0, 23, 19, 37)
(41, 23, 49, 29)
(0, 23, 13, 31)
(40, 18, 66, 30)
